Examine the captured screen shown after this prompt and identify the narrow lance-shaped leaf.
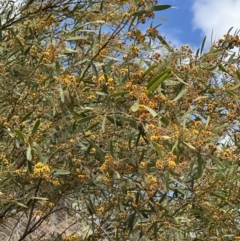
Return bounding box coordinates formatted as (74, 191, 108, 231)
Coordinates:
(200, 35, 206, 55)
(133, 4, 172, 16)
(27, 144, 32, 161)
(55, 61, 61, 75)
(157, 35, 172, 51)
(218, 64, 228, 73)
(16, 202, 28, 208)
(21, 111, 33, 122)
(32, 119, 41, 136)
(142, 64, 158, 78)
(195, 155, 203, 179)
(147, 68, 172, 95)
(236, 70, 240, 80)
(77, 115, 97, 124)
(148, 4, 172, 12)
(172, 87, 187, 102)
(143, 105, 157, 117)
(54, 169, 71, 175)
(32, 142, 43, 162)
(15, 129, 25, 142)
(101, 115, 106, 133)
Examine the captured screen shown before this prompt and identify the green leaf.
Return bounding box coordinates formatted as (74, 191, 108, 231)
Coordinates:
(153, 222, 158, 240)
(133, 4, 171, 16)
(139, 149, 145, 164)
(32, 119, 41, 136)
(27, 160, 33, 173)
(77, 115, 97, 124)
(16, 202, 28, 208)
(10, 29, 24, 48)
(127, 212, 136, 233)
(159, 193, 167, 203)
(55, 61, 61, 76)
(27, 144, 32, 161)
(196, 156, 203, 179)
(128, 14, 137, 31)
(143, 105, 157, 117)
(195, 48, 200, 58)
(91, 63, 98, 79)
(130, 101, 139, 112)
(147, 68, 171, 89)
(148, 4, 172, 12)
(218, 64, 228, 73)
(147, 72, 171, 94)
(86, 198, 95, 215)
(117, 115, 138, 128)
(175, 74, 188, 85)
(171, 139, 178, 152)
(14, 129, 25, 142)
(96, 91, 108, 96)
(54, 169, 71, 175)
(30, 197, 48, 201)
(107, 115, 123, 127)
(32, 142, 43, 162)
(135, 131, 141, 147)
(232, 82, 240, 90)
(148, 201, 156, 213)
(66, 36, 88, 41)
(102, 115, 106, 133)
(160, 116, 171, 126)
(152, 142, 163, 157)
(172, 87, 187, 101)
(23, 0, 35, 9)
(100, 55, 122, 61)
(200, 35, 206, 55)
(75, 12, 88, 25)
(20, 111, 33, 122)
(147, 68, 172, 94)
(236, 70, 240, 80)
(183, 141, 196, 150)
(142, 64, 157, 77)
(157, 35, 172, 51)
(205, 116, 210, 130)
(100, 0, 104, 11)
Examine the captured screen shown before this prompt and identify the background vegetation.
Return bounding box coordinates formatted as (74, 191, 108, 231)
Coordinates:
(0, 0, 240, 240)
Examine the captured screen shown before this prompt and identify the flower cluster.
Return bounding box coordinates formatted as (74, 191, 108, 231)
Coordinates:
(32, 162, 51, 179)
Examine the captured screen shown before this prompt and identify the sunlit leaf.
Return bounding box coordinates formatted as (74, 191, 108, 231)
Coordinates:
(172, 87, 187, 101)
(130, 101, 139, 112)
(54, 169, 71, 175)
(143, 105, 157, 117)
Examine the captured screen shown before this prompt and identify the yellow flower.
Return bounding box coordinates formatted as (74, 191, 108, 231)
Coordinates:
(193, 129, 199, 135)
(168, 160, 176, 168)
(35, 162, 43, 169)
(156, 160, 164, 170)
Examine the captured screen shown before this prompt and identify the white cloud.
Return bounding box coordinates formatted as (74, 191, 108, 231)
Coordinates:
(192, 0, 240, 42)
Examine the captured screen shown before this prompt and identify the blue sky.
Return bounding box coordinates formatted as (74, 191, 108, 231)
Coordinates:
(11, 0, 240, 53)
(154, 0, 240, 52)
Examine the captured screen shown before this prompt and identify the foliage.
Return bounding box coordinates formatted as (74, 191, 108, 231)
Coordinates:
(1, 0, 240, 240)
